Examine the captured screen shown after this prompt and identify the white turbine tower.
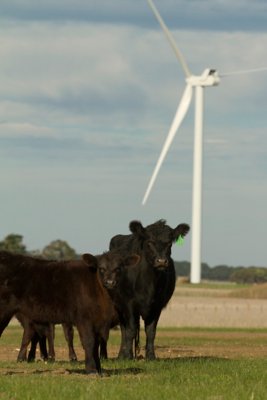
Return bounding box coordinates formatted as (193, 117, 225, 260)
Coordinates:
(142, 0, 220, 283)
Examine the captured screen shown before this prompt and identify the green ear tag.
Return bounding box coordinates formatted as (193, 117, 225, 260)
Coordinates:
(176, 235, 184, 246)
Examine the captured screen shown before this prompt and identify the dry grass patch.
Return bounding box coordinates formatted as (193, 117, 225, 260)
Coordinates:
(228, 283, 267, 299)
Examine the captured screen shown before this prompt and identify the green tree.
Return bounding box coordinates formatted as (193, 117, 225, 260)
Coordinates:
(230, 267, 267, 284)
(174, 261, 190, 277)
(0, 234, 27, 254)
(208, 265, 235, 281)
(42, 239, 77, 260)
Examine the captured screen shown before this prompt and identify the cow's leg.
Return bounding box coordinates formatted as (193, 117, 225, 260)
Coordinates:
(99, 338, 108, 359)
(38, 335, 49, 361)
(144, 315, 160, 360)
(100, 325, 112, 360)
(0, 313, 13, 337)
(62, 323, 77, 361)
(32, 323, 55, 361)
(46, 324, 55, 361)
(76, 322, 100, 374)
(118, 324, 132, 359)
(93, 336, 101, 373)
(27, 333, 41, 362)
(118, 315, 138, 359)
(17, 324, 35, 362)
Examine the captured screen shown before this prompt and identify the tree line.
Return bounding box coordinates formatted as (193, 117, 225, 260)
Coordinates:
(0, 234, 77, 261)
(174, 261, 267, 284)
(1, 233, 266, 284)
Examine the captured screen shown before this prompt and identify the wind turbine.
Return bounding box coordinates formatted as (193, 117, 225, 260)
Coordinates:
(142, 0, 220, 283)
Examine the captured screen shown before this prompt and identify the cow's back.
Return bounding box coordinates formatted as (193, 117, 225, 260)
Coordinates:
(109, 234, 136, 253)
(0, 252, 111, 325)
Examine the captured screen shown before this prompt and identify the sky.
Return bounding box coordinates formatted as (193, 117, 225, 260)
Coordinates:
(0, 0, 267, 268)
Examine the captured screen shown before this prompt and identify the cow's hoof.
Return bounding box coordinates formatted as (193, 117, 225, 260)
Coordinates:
(118, 352, 133, 360)
(146, 353, 156, 360)
(17, 358, 26, 363)
(85, 369, 101, 376)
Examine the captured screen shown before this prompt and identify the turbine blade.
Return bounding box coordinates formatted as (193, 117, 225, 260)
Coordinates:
(146, 0, 191, 78)
(221, 66, 267, 77)
(142, 84, 193, 205)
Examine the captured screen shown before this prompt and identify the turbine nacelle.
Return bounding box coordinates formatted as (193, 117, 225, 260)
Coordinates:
(187, 69, 220, 87)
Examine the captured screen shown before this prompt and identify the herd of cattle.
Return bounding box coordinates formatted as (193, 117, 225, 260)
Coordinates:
(0, 219, 190, 374)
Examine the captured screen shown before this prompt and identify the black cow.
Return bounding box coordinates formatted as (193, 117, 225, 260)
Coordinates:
(0, 250, 139, 374)
(109, 219, 190, 360)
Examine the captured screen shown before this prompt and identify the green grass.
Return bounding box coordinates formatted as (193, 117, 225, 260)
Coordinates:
(176, 282, 250, 290)
(0, 326, 267, 399)
(158, 326, 267, 333)
(0, 357, 267, 400)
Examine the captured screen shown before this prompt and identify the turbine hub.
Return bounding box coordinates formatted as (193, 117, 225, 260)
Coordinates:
(187, 69, 220, 87)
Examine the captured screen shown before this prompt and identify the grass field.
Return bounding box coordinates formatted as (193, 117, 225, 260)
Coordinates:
(1, 326, 267, 399)
(1, 283, 267, 399)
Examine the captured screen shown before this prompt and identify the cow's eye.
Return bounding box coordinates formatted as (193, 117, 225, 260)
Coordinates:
(99, 268, 106, 274)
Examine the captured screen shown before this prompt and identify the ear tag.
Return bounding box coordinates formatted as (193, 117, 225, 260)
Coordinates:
(176, 235, 184, 246)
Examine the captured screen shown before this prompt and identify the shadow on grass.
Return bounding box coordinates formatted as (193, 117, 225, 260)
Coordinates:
(105, 355, 230, 363)
(66, 367, 143, 377)
(65, 356, 231, 376)
(0, 356, 232, 376)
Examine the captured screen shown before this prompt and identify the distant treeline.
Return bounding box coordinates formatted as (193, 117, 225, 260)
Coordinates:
(174, 261, 267, 284)
(1, 233, 266, 284)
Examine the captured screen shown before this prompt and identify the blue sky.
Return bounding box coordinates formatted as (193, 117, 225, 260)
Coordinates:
(0, 0, 267, 267)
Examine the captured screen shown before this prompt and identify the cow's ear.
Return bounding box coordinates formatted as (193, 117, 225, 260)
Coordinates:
(173, 223, 190, 241)
(129, 220, 145, 238)
(124, 254, 140, 267)
(82, 253, 97, 270)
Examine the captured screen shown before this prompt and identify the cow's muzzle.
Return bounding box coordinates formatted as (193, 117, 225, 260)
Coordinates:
(154, 258, 169, 269)
(103, 279, 117, 290)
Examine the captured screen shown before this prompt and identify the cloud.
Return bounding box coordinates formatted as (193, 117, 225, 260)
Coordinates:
(0, 22, 266, 172)
(1, 1, 267, 32)
(0, 122, 59, 138)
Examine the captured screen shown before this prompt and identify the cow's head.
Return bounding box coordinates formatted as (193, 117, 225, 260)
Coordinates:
(129, 219, 190, 270)
(82, 252, 140, 290)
